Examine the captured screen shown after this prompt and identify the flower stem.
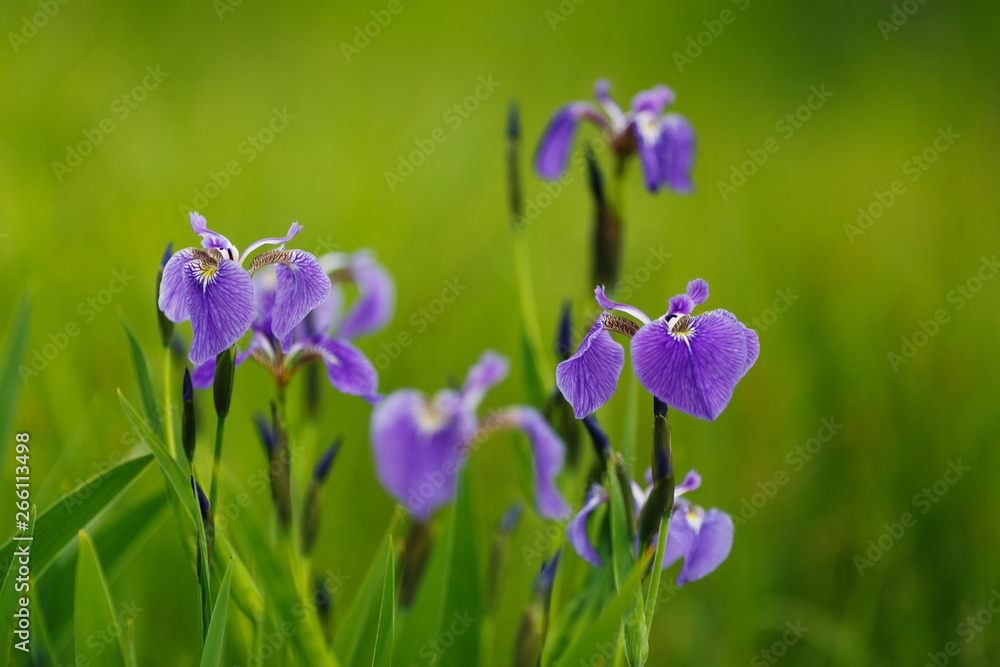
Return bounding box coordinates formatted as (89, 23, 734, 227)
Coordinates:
(512, 234, 552, 393)
(643, 511, 671, 634)
(209, 413, 226, 512)
(163, 347, 177, 459)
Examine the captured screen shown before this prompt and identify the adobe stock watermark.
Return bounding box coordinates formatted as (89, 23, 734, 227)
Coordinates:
(52, 66, 169, 182)
(747, 288, 798, 333)
(384, 75, 502, 191)
(213, 0, 243, 21)
(18, 267, 135, 385)
(751, 620, 810, 666)
(887, 254, 997, 372)
(7, 0, 72, 54)
(878, 0, 931, 41)
(854, 459, 968, 576)
(922, 589, 1000, 666)
(372, 277, 467, 370)
(340, 0, 414, 62)
(672, 0, 751, 72)
(544, 0, 587, 31)
(405, 611, 477, 666)
(176, 107, 296, 215)
(716, 85, 833, 202)
(844, 127, 960, 243)
(733, 417, 842, 529)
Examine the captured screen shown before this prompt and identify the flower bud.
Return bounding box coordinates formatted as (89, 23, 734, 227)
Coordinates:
(212, 346, 236, 418)
(637, 397, 675, 556)
(268, 402, 292, 530)
(613, 453, 638, 540)
(156, 242, 174, 348)
(514, 552, 559, 667)
(191, 478, 214, 573)
(181, 367, 196, 463)
(586, 146, 623, 287)
(302, 440, 341, 554)
(583, 415, 611, 467)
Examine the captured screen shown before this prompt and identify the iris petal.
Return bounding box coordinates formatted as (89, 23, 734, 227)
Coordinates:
(183, 258, 256, 365)
(567, 485, 609, 566)
(630, 85, 676, 115)
(676, 508, 734, 585)
(462, 350, 509, 411)
(270, 250, 332, 350)
(535, 102, 604, 179)
(594, 285, 650, 324)
(159, 248, 195, 323)
(189, 212, 235, 252)
(511, 407, 569, 519)
(631, 309, 749, 421)
(189, 340, 257, 390)
(657, 113, 696, 194)
(555, 316, 625, 419)
(686, 278, 709, 305)
(337, 252, 395, 340)
(309, 336, 379, 403)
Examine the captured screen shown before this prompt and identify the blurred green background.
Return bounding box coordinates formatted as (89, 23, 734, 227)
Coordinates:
(2, 0, 999, 664)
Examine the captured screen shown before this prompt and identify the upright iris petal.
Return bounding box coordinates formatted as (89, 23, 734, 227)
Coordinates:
(462, 350, 509, 411)
(189, 212, 237, 254)
(184, 257, 256, 365)
(630, 85, 676, 115)
(555, 316, 625, 419)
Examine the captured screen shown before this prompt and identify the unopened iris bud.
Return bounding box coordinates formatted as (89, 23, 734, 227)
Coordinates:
(213, 346, 236, 418)
(268, 402, 292, 530)
(613, 453, 638, 539)
(514, 552, 559, 667)
(191, 478, 214, 571)
(586, 146, 623, 287)
(583, 415, 611, 467)
(156, 242, 174, 348)
(181, 367, 196, 463)
(487, 502, 523, 609)
(507, 98, 524, 230)
(314, 575, 334, 645)
(302, 439, 341, 554)
(555, 299, 574, 361)
(638, 397, 675, 555)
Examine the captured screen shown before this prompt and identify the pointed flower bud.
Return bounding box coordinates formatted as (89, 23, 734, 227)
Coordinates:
(586, 146, 623, 287)
(583, 415, 611, 466)
(507, 98, 524, 230)
(638, 397, 675, 555)
(267, 402, 292, 530)
(514, 552, 559, 667)
(191, 478, 214, 570)
(213, 346, 236, 418)
(302, 439, 341, 554)
(181, 367, 196, 463)
(555, 299, 574, 361)
(156, 242, 175, 348)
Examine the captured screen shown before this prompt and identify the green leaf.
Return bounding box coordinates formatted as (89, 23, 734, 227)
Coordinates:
(200, 561, 233, 667)
(555, 553, 652, 667)
(372, 542, 395, 667)
(75, 530, 127, 667)
(0, 454, 153, 590)
(520, 326, 546, 408)
(212, 534, 262, 622)
(333, 529, 392, 664)
(607, 467, 646, 666)
(0, 293, 30, 470)
(121, 315, 164, 442)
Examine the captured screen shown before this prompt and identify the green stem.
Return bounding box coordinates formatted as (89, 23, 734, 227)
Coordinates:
(644, 512, 671, 633)
(512, 233, 552, 392)
(209, 414, 227, 512)
(163, 347, 177, 459)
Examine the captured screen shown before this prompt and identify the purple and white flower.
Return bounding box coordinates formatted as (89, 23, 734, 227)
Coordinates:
(159, 212, 331, 365)
(568, 469, 734, 586)
(191, 249, 393, 404)
(556, 279, 759, 421)
(535, 79, 696, 194)
(370, 351, 569, 522)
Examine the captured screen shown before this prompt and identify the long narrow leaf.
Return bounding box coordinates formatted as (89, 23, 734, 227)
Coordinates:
(200, 561, 233, 667)
(121, 316, 164, 441)
(333, 532, 391, 664)
(0, 293, 29, 471)
(0, 454, 153, 589)
(75, 531, 126, 667)
(371, 542, 396, 667)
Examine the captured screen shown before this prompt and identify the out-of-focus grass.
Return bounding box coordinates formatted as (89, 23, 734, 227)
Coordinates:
(1, 0, 998, 663)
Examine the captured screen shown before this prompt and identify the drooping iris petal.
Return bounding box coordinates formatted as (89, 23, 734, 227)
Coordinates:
(675, 508, 734, 585)
(633, 111, 664, 192)
(337, 252, 395, 340)
(309, 336, 379, 403)
(462, 350, 509, 411)
(511, 407, 569, 519)
(183, 258, 256, 365)
(594, 285, 651, 324)
(190, 338, 261, 390)
(631, 310, 749, 421)
(189, 212, 236, 253)
(630, 85, 676, 115)
(567, 485, 609, 567)
(370, 389, 468, 521)
(657, 113, 696, 194)
(535, 102, 605, 179)
(159, 248, 195, 322)
(555, 316, 625, 419)
(686, 278, 709, 305)
(270, 250, 332, 350)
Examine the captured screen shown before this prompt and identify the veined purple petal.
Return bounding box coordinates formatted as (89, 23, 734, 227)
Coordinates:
(337, 252, 395, 340)
(190, 338, 260, 389)
(271, 250, 332, 350)
(252, 266, 278, 334)
(159, 248, 195, 322)
(306, 283, 344, 336)
(535, 102, 605, 180)
(555, 316, 625, 419)
(631, 310, 749, 421)
(593, 79, 627, 132)
(238, 222, 304, 264)
(567, 485, 609, 567)
(739, 321, 760, 377)
(189, 212, 236, 254)
(309, 336, 379, 403)
(661, 506, 696, 572)
(686, 279, 709, 305)
(462, 350, 509, 411)
(594, 285, 650, 324)
(675, 469, 702, 497)
(184, 258, 256, 365)
(511, 407, 569, 519)
(630, 85, 676, 116)
(370, 389, 469, 521)
(657, 113, 696, 194)
(676, 508, 734, 585)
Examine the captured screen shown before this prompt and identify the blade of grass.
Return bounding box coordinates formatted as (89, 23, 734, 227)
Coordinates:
(199, 561, 233, 667)
(371, 542, 396, 667)
(121, 315, 165, 444)
(75, 531, 127, 667)
(0, 292, 30, 473)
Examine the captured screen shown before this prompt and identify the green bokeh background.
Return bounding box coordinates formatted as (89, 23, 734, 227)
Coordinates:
(2, 0, 999, 664)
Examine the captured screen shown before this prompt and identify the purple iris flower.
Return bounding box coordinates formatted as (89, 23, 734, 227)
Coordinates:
(535, 79, 696, 194)
(556, 279, 759, 422)
(568, 469, 734, 586)
(191, 249, 393, 404)
(370, 351, 569, 522)
(159, 212, 331, 366)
